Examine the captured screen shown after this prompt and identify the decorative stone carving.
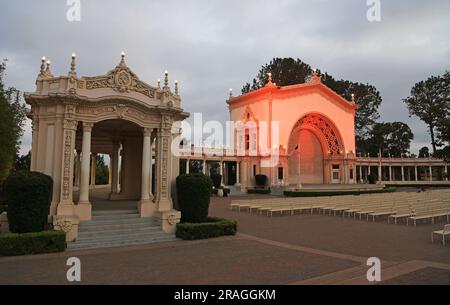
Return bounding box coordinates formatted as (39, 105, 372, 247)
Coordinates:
(64, 119, 78, 130)
(84, 61, 156, 99)
(53, 217, 73, 233)
(62, 129, 74, 200)
(295, 113, 344, 155)
(167, 213, 178, 225)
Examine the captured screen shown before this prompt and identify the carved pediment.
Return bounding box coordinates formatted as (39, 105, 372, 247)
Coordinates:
(83, 59, 156, 99)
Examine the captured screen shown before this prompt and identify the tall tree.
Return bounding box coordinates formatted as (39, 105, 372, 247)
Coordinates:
(14, 151, 31, 172)
(0, 60, 27, 182)
(241, 57, 382, 152)
(367, 122, 414, 157)
(95, 155, 109, 185)
(418, 146, 430, 158)
(403, 73, 450, 155)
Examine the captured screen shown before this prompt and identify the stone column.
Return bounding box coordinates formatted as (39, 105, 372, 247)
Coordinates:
(359, 165, 363, 183)
(30, 116, 39, 171)
(219, 161, 224, 186)
(79, 123, 93, 211)
(53, 117, 80, 242)
(415, 166, 418, 181)
(389, 166, 392, 181)
(110, 141, 120, 196)
(446, 164, 448, 181)
(90, 153, 97, 187)
(108, 155, 112, 185)
(378, 165, 382, 183)
(186, 159, 190, 174)
(202, 160, 206, 174)
(401, 166, 405, 182)
(236, 161, 241, 186)
(429, 165, 433, 182)
(138, 128, 154, 217)
(154, 116, 181, 234)
(74, 151, 81, 187)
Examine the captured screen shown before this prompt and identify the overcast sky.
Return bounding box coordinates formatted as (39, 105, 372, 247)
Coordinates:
(1, 0, 449, 155)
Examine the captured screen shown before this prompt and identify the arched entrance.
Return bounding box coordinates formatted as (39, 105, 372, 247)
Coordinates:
(288, 113, 345, 185)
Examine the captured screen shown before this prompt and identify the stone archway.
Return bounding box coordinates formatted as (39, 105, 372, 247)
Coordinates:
(287, 113, 345, 185)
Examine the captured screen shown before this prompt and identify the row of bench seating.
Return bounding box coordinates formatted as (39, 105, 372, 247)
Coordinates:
(230, 189, 450, 226)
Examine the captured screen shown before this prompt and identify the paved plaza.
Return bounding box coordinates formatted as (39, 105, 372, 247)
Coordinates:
(1, 193, 449, 285)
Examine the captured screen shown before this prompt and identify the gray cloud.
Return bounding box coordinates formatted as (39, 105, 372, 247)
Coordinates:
(1, 0, 449, 154)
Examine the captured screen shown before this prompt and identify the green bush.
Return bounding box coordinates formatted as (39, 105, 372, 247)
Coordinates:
(284, 187, 397, 197)
(255, 174, 268, 187)
(176, 217, 237, 240)
(0, 230, 66, 256)
(176, 173, 213, 223)
(210, 174, 222, 188)
(3, 171, 53, 233)
(248, 188, 271, 194)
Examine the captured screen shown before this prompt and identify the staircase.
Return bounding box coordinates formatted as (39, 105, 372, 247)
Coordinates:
(67, 209, 177, 250)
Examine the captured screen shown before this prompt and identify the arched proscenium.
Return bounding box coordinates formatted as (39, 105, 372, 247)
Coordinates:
(290, 113, 345, 156)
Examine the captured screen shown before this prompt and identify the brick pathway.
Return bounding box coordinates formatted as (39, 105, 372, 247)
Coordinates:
(0, 195, 449, 284)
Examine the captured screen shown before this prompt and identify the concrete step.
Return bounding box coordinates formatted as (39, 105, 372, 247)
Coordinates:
(67, 235, 177, 250)
(91, 214, 141, 221)
(75, 230, 171, 244)
(92, 209, 138, 216)
(78, 221, 160, 232)
(77, 226, 163, 239)
(80, 217, 157, 227)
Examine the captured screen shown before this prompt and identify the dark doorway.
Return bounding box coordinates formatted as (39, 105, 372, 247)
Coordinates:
(225, 161, 237, 186)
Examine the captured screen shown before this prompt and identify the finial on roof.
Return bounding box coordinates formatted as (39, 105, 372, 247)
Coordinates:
(120, 51, 126, 66)
(164, 70, 169, 88)
(174, 80, 179, 95)
(309, 68, 320, 83)
(157, 79, 161, 89)
(266, 72, 275, 87)
(39, 56, 46, 76)
(229, 88, 233, 99)
(45, 59, 53, 77)
(69, 53, 77, 76)
(351, 93, 355, 103)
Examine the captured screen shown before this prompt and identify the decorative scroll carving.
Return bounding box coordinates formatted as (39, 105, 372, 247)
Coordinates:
(83, 63, 156, 99)
(62, 129, 74, 200)
(54, 217, 73, 233)
(295, 113, 344, 155)
(64, 119, 78, 131)
(167, 213, 178, 225)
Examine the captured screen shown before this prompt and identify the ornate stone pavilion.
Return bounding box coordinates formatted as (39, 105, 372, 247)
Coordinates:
(25, 53, 189, 241)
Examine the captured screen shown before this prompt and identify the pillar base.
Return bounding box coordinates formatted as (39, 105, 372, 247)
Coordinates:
(75, 202, 92, 221)
(0, 212, 10, 233)
(154, 210, 181, 234)
(53, 215, 80, 242)
(138, 199, 156, 217)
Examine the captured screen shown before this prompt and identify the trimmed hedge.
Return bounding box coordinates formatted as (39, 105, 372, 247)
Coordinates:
(255, 174, 268, 187)
(176, 174, 213, 223)
(176, 217, 237, 240)
(0, 230, 66, 256)
(3, 171, 53, 233)
(210, 174, 222, 188)
(248, 188, 271, 194)
(284, 187, 397, 197)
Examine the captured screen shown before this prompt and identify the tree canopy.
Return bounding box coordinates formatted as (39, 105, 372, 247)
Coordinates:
(0, 60, 27, 182)
(364, 122, 414, 157)
(403, 72, 450, 155)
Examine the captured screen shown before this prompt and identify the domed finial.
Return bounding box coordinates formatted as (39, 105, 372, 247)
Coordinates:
(157, 79, 161, 89)
(40, 56, 46, 75)
(309, 68, 320, 83)
(45, 59, 53, 77)
(164, 70, 169, 88)
(351, 93, 355, 103)
(229, 88, 233, 99)
(69, 52, 77, 76)
(268, 72, 273, 83)
(312, 68, 318, 77)
(120, 51, 126, 66)
(174, 80, 179, 95)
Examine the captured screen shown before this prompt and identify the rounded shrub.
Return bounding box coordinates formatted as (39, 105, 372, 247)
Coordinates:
(176, 173, 213, 223)
(4, 171, 53, 233)
(210, 174, 222, 188)
(255, 174, 268, 187)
